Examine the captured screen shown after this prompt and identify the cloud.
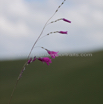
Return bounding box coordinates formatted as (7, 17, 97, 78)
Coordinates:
(0, 0, 103, 60)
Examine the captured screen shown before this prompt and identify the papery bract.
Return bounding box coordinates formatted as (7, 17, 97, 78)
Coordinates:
(38, 57, 52, 65)
(47, 50, 59, 59)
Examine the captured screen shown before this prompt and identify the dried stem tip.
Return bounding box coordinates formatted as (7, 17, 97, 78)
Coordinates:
(55, 0, 66, 13)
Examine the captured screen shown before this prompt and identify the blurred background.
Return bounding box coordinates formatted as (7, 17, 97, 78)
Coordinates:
(0, 0, 103, 104)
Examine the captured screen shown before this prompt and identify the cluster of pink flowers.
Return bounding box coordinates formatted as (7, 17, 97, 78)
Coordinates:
(27, 50, 59, 65)
(9, 1, 72, 104)
(27, 18, 71, 66)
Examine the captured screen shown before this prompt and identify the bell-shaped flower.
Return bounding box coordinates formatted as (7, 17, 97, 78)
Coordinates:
(47, 50, 59, 59)
(38, 57, 52, 65)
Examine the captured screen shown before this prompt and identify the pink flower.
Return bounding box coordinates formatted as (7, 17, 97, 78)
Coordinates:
(38, 57, 52, 65)
(59, 31, 68, 34)
(27, 58, 32, 65)
(62, 18, 71, 23)
(47, 50, 59, 59)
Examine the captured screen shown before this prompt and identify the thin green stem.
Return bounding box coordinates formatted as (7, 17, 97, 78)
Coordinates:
(8, 79, 19, 104)
(8, 0, 66, 103)
(8, 8, 57, 104)
(27, 12, 56, 59)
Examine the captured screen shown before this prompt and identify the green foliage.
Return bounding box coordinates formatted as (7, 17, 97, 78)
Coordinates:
(0, 50, 103, 104)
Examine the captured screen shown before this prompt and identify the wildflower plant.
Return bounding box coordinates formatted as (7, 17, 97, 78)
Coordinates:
(8, 0, 71, 104)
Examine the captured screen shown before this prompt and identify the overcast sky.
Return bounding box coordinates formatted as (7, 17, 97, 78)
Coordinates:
(0, 0, 103, 60)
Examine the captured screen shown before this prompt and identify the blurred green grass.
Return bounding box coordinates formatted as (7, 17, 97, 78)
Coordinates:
(0, 50, 103, 104)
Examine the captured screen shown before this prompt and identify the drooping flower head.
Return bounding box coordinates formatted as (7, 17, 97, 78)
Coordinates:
(47, 50, 59, 59)
(38, 57, 52, 65)
(59, 31, 68, 34)
(62, 18, 71, 23)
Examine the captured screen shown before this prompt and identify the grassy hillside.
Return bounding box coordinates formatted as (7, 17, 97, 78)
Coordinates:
(0, 50, 103, 104)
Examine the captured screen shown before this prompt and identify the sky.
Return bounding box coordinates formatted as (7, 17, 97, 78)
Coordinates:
(0, 0, 103, 60)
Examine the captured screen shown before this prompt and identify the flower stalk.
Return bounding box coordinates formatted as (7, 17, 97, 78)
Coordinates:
(8, 0, 71, 104)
